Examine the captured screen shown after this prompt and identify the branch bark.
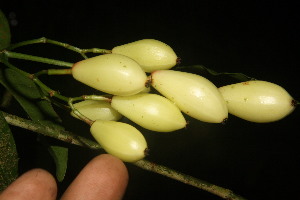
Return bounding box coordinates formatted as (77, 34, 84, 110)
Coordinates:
(2, 111, 248, 200)
(2, 111, 100, 149)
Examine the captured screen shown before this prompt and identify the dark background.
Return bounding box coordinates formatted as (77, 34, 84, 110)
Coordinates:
(1, 1, 300, 199)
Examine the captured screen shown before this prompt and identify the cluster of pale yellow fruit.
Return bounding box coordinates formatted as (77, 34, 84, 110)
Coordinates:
(70, 39, 296, 162)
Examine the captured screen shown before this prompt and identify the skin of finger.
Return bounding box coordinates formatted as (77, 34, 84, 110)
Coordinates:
(0, 168, 57, 200)
(61, 154, 129, 200)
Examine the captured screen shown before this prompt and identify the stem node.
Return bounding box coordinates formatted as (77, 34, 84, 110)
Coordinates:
(40, 37, 47, 43)
(68, 98, 94, 125)
(28, 74, 35, 80)
(49, 90, 57, 97)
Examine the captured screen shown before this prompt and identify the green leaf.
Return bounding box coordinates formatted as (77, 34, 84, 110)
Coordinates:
(4, 68, 42, 99)
(0, 111, 18, 191)
(48, 145, 68, 182)
(0, 67, 68, 183)
(175, 65, 254, 82)
(0, 10, 11, 50)
(0, 68, 62, 127)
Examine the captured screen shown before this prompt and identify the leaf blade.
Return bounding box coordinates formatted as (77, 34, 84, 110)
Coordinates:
(0, 68, 62, 126)
(48, 145, 68, 182)
(0, 10, 11, 50)
(0, 111, 18, 191)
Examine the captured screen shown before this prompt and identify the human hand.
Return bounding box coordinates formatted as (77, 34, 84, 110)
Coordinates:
(0, 154, 128, 200)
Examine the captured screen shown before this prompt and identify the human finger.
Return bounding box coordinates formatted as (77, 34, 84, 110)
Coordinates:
(0, 168, 57, 200)
(61, 154, 128, 200)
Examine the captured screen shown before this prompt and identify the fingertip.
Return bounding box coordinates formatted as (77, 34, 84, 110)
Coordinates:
(85, 153, 129, 188)
(0, 168, 57, 200)
(89, 154, 129, 188)
(61, 154, 128, 200)
(92, 154, 129, 179)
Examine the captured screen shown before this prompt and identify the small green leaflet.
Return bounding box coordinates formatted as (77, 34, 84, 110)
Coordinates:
(48, 145, 68, 182)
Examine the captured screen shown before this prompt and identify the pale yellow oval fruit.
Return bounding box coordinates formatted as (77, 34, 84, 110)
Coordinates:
(139, 85, 151, 93)
(151, 70, 228, 123)
(112, 39, 178, 72)
(71, 100, 122, 121)
(111, 93, 186, 132)
(90, 120, 148, 162)
(72, 54, 147, 96)
(218, 80, 296, 123)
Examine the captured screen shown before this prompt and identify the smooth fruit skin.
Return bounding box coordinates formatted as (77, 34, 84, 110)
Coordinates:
(151, 70, 228, 123)
(111, 93, 186, 132)
(72, 54, 147, 96)
(71, 100, 122, 121)
(90, 120, 148, 162)
(112, 39, 178, 72)
(218, 80, 296, 123)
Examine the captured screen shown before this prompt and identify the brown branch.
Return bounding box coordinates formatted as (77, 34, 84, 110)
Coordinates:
(134, 159, 247, 200)
(2, 111, 247, 200)
(2, 111, 100, 149)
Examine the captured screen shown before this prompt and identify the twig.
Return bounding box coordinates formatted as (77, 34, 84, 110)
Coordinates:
(2, 111, 100, 149)
(2, 50, 73, 67)
(134, 159, 247, 200)
(1, 38, 249, 199)
(7, 37, 112, 59)
(2, 111, 248, 200)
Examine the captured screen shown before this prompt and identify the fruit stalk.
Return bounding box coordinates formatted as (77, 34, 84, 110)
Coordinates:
(2, 50, 73, 67)
(7, 37, 111, 59)
(68, 98, 94, 125)
(1, 60, 70, 102)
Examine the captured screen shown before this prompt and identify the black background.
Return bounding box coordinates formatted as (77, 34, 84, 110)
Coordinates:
(1, 1, 300, 199)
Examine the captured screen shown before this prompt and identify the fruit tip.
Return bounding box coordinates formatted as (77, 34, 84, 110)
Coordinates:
(184, 120, 190, 130)
(144, 148, 150, 156)
(221, 118, 228, 125)
(145, 75, 152, 88)
(176, 57, 181, 65)
(291, 99, 298, 107)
